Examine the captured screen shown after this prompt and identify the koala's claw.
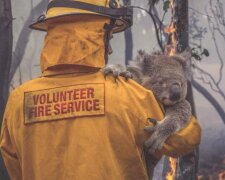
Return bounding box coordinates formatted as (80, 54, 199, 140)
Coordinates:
(102, 65, 132, 81)
(102, 67, 112, 79)
(147, 118, 158, 126)
(102, 66, 115, 78)
(144, 118, 158, 132)
(112, 71, 120, 79)
(120, 71, 133, 81)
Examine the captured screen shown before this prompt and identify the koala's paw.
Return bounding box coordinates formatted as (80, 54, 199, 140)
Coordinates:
(120, 71, 133, 81)
(102, 64, 133, 81)
(144, 122, 170, 155)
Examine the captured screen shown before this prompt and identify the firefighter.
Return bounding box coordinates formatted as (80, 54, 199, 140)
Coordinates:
(0, 0, 201, 179)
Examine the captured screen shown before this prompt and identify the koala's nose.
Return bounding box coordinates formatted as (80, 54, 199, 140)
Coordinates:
(170, 83, 181, 101)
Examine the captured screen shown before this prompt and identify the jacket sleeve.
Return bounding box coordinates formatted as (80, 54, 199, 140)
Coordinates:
(134, 86, 201, 159)
(0, 92, 22, 180)
(159, 116, 201, 158)
(145, 93, 202, 158)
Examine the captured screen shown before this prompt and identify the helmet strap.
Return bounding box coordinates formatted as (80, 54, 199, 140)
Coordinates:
(104, 19, 116, 64)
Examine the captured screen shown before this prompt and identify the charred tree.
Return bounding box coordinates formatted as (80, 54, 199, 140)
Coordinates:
(124, 28, 133, 65)
(0, 0, 12, 179)
(175, 1, 199, 179)
(170, 0, 199, 179)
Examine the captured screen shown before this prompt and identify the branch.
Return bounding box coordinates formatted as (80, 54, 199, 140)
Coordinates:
(151, 6, 166, 30)
(193, 64, 225, 100)
(122, 0, 131, 5)
(131, 5, 164, 51)
(9, 0, 47, 83)
(18, 65, 22, 85)
(148, 5, 164, 51)
(206, 4, 224, 86)
(192, 80, 225, 124)
(188, 7, 224, 20)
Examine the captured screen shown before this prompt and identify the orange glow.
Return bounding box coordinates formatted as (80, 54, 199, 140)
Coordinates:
(219, 171, 225, 180)
(198, 175, 213, 180)
(166, 158, 177, 180)
(163, 1, 178, 176)
(198, 170, 225, 180)
(164, 3, 178, 175)
(164, 0, 177, 56)
(164, 21, 177, 56)
(164, 26, 176, 34)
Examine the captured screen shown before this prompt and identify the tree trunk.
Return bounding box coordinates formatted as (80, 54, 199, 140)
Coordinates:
(122, 0, 133, 65)
(162, 0, 199, 179)
(124, 28, 133, 65)
(0, 0, 12, 179)
(175, 0, 199, 179)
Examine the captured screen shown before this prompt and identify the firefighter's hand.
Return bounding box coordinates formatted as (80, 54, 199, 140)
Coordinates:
(102, 64, 133, 81)
(144, 118, 170, 155)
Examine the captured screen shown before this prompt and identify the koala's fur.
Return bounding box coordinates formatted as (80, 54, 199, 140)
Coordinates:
(103, 50, 192, 154)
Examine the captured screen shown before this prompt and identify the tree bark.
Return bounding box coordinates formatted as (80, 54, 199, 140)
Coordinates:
(124, 28, 133, 65)
(162, 0, 199, 179)
(122, 0, 133, 65)
(174, 0, 199, 179)
(0, 0, 12, 179)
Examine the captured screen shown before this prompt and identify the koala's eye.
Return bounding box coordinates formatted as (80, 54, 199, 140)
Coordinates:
(173, 82, 180, 86)
(173, 82, 182, 87)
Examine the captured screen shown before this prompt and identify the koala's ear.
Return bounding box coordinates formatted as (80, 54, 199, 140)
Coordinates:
(127, 66, 144, 84)
(130, 50, 153, 69)
(129, 50, 146, 68)
(175, 48, 192, 80)
(128, 50, 155, 83)
(137, 50, 146, 57)
(128, 51, 146, 83)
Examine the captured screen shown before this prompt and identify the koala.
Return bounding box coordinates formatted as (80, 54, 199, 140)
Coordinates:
(103, 50, 192, 154)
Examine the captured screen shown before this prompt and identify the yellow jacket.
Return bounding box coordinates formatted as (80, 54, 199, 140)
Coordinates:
(0, 17, 201, 180)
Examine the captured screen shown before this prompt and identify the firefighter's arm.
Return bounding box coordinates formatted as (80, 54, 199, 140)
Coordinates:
(0, 93, 22, 180)
(157, 116, 201, 158)
(138, 88, 201, 158)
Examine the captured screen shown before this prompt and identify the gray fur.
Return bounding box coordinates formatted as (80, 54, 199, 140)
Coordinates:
(102, 50, 192, 154)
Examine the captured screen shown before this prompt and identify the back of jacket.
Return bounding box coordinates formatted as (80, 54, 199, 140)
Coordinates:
(0, 17, 201, 180)
(0, 70, 201, 180)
